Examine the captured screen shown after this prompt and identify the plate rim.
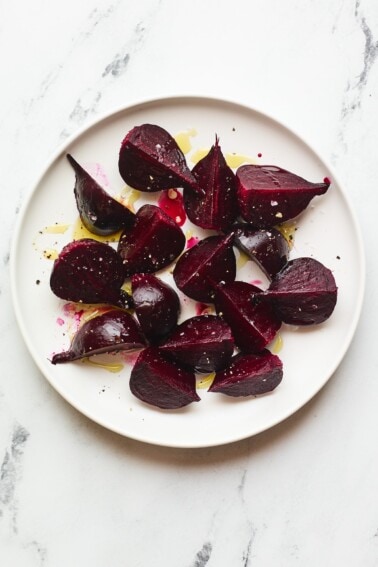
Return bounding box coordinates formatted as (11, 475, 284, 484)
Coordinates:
(10, 94, 366, 448)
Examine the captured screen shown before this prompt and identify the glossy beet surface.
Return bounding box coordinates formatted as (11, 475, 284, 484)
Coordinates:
(213, 281, 281, 353)
(159, 315, 234, 373)
(263, 257, 337, 325)
(131, 274, 180, 343)
(184, 137, 238, 231)
(209, 350, 283, 397)
(67, 154, 135, 236)
(236, 164, 330, 227)
(117, 204, 185, 277)
(233, 225, 289, 279)
(51, 310, 146, 364)
(129, 347, 200, 409)
(118, 124, 202, 194)
(50, 239, 132, 308)
(173, 233, 236, 302)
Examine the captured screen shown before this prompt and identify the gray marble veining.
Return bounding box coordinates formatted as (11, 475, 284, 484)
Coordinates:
(0, 424, 29, 532)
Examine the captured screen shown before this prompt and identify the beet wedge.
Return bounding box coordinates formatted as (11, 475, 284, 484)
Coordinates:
(262, 257, 337, 325)
(184, 137, 238, 231)
(118, 204, 186, 277)
(159, 315, 234, 373)
(173, 233, 236, 302)
(67, 154, 135, 236)
(208, 350, 283, 397)
(51, 310, 146, 364)
(212, 281, 281, 353)
(233, 225, 289, 279)
(129, 347, 200, 409)
(131, 273, 180, 343)
(50, 239, 132, 308)
(118, 124, 202, 195)
(236, 164, 330, 227)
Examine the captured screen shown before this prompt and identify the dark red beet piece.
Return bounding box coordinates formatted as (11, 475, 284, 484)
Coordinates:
(236, 164, 330, 227)
(117, 204, 185, 277)
(213, 281, 281, 353)
(50, 239, 132, 308)
(129, 347, 200, 409)
(184, 137, 238, 231)
(262, 257, 337, 325)
(208, 350, 283, 397)
(67, 154, 135, 236)
(233, 225, 289, 279)
(159, 315, 234, 373)
(118, 124, 202, 195)
(51, 310, 146, 364)
(131, 273, 180, 343)
(173, 233, 236, 302)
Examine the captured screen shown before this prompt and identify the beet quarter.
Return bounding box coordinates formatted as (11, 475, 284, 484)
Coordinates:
(184, 137, 238, 231)
(131, 273, 180, 343)
(236, 164, 330, 227)
(51, 310, 146, 364)
(50, 239, 132, 308)
(233, 225, 289, 279)
(173, 233, 236, 302)
(118, 123, 202, 195)
(263, 257, 337, 325)
(209, 350, 283, 397)
(67, 154, 135, 236)
(159, 314, 234, 373)
(213, 281, 281, 353)
(118, 204, 185, 277)
(129, 347, 200, 410)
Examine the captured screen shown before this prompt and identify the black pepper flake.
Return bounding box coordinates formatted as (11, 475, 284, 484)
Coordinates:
(232, 127, 236, 131)
(336, 255, 340, 260)
(36, 279, 41, 285)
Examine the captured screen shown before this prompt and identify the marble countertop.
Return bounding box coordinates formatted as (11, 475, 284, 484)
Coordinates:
(1, 1, 377, 565)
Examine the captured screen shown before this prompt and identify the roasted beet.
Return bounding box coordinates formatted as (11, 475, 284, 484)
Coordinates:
(173, 233, 236, 302)
(117, 204, 185, 277)
(131, 274, 180, 343)
(236, 164, 330, 227)
(118, 124, 202, 195)
(159, 315, 234, 373)
(262, 257, 337, 325)
(67, 154, 135, 236)
(233, 225, 289, 279)
(213, 281, 281, 353)
(51, 310, 146, 364)
(208, 350, 283, 397)
(184, 137, 238, 231)
(50, 239, 132, 308)
(129, 347, 200, 409)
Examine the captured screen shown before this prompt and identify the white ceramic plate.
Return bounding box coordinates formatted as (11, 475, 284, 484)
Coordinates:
(11, 96, 365, 448)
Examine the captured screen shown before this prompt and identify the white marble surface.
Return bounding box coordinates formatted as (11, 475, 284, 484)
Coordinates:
(1, 0, 377, 565)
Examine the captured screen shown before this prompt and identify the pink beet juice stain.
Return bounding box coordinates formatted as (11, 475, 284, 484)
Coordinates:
(120, 351, 140, 367)
(62, 303, 84, 331)
(56, 317, 65, 326)
(250, 279, 263, 286)
(157, 189, 186, 226)
(257, 152, 262, 158)
(85, 162, 110, 188)
(195, 302, 211, 316)
(186, 236, 199, 249)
